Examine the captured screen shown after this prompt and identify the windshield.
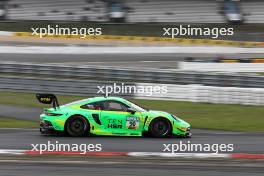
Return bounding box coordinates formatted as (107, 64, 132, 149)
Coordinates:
(64, 99, 89, 106)
(128, 100, 147, 112)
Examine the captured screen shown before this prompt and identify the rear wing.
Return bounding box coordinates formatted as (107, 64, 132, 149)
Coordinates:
(36, 93, 60, 110)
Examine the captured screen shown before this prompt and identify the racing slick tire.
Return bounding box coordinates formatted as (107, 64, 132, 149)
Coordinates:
(149, 118, 172, 138)
(65, 115, 90, 137)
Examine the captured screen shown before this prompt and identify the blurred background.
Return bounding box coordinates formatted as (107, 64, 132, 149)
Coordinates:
(0, 1, 264, 175)
(0, 0, 262, 23)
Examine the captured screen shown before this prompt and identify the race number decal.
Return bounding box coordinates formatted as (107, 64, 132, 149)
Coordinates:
(126, 117, 139, 130)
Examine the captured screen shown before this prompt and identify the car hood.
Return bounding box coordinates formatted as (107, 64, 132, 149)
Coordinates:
(144, 110, 171, 117)
(144, 110, 190, 127)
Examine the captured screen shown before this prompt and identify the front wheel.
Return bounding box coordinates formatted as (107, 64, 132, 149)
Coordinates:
(65, 116, 89, 137)
(149, 118, 172, 138)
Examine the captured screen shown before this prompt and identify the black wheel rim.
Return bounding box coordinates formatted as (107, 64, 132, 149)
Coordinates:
(69, 119, 85, 134)
(153, 120, 169, 136)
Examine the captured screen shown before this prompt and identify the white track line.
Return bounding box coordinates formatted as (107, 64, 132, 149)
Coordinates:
(0, 149, 231, 158)
(0, 149, 26, 155)
(0, 46, 264, 54)
(0, 128, 37, 130)
(128, 152, 230, 158)
(0, 31, 13, 36)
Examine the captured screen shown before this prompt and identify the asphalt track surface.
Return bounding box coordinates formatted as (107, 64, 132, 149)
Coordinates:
(1, 53, 264, 69)
(1, 105, 264, 175)
(0, 128, 263, 154)
(0, 104, 263, 153)
(0, 104, 41, 121)
(0, 157, 264, 176)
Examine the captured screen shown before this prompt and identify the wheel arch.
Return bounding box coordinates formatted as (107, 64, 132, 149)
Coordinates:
(64, 114, 90, 131)
(148, 116, 173, 132)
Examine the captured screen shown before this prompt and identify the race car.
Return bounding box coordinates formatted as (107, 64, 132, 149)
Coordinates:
(37, 94, 191, 138)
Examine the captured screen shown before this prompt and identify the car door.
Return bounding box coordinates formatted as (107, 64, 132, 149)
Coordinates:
(100, 100, 143, 135)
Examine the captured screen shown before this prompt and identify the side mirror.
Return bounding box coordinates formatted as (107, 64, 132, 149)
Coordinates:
(127, 108, 136, 114)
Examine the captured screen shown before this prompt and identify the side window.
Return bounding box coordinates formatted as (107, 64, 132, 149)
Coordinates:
(102, 100, 129, 112)
(81, 102, 103, 110)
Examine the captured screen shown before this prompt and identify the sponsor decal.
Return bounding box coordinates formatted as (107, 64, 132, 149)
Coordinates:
(107, 119, 122, 129)
(126, 116, 139, 130)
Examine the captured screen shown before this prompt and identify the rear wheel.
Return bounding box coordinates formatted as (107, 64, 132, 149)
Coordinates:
(149, 118, 172, 138)
(65, 116, 89, 137)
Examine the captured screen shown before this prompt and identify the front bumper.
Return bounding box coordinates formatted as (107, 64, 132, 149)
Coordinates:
(186, 127, 192, 137)
(173, 126, 191, 138)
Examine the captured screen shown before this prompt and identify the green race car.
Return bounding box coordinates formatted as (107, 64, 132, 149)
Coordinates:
(37, 94, 191, 138)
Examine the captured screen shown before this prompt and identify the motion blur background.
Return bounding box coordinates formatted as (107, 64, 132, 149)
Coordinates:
(0, 0, 262, 23)
(0, 1, 264, 176)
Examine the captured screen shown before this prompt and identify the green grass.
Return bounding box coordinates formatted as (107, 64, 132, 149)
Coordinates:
(0, 91, 84, 108)
(0, 91, 263, 132)
(0, 117, 38, 128)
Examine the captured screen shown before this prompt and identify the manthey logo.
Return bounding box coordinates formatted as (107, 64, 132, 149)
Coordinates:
(97, 83, 168, 96)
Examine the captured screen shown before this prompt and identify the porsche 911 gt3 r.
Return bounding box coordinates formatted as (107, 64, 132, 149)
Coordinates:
(37, 94, 191, 138)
